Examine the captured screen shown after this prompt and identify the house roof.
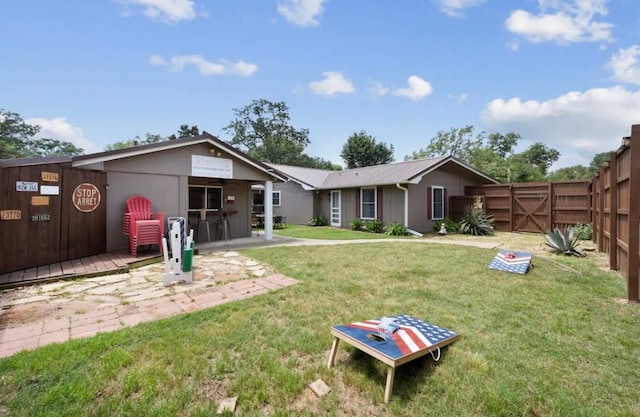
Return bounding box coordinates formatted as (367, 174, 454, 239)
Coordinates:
(267, 164, 332, 190)
(70, 132, 287, 181)
(0, 156, 72, 168)
(271, 156, 498, 190)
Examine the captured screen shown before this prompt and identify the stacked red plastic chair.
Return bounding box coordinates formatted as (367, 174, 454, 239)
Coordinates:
(123, 196, 165, 257)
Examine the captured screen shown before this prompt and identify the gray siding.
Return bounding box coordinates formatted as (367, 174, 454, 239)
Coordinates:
(382, 186, 405, 226)
(273, 181, 314, 225)
(408, 169, 487, 233)
(102, 144, 273, 251)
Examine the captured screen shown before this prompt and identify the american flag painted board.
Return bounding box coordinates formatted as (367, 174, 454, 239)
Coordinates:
(332, 314, 459, 361)
(488, 250, 533, 275)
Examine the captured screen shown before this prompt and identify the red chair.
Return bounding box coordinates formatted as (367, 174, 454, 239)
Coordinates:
(123, 196, 165, 257)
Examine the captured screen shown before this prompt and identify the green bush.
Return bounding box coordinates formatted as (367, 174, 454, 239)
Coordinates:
(308, 215, 327, 227)
(349, 218, 363, 231)
(385, 222, 409, 236)
(459, 207, 495, 236)
(544, 226, 586, 257)
(364, 219, 384, 233)
(573, 223, 593, 240)
(434, 218, 460, 233)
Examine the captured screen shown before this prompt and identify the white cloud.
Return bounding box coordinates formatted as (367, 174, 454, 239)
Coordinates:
(505, 0, 613, 44)
(369, 81, 390, 97)
(277, 0, 326, 27)
(149, 54, 258, 76)
(308, 71, 355, 96)
(392, 75, 433, 100)
(481, 86, 640, 168)
(609, 45, 640, 85)
(26, 117, 98, 153)
(118, 0, 197, 23)
(436, 0, 486, 17)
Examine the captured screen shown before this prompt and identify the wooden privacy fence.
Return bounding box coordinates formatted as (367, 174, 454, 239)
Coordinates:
(592, 124, 640, 302)
(450, 180, 591, 233)
(0, 164, 107, 275)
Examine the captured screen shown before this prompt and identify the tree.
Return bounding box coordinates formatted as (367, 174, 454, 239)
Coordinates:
(294, 154, 341, 170)
(0, 109, 83, 158)
(104, 133, 165, 151)
(340, 130, 394, 169)
(169, 124, 200, 140)
(222, 99, 310, 165)
(409, 125, 483, 161)
(588, 151, 612, 176)
(546, 165, 592, 181)
(26, 138, 84, 157)
(407, 125, 563, 183)
(520, 142, 560, 176)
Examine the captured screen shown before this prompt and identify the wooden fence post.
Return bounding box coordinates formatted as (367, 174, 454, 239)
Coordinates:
(598, 166, 606, 253)
(627, 125, 640, 302)
(609, 152, 618, 270)
(592, 173, 598, 245)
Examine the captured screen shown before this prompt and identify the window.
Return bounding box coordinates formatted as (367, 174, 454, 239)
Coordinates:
(432, 186, 444, 220)
(361, 188, 376, 220)
(272, 191, 281, 206)
(189, 186, 222, 210)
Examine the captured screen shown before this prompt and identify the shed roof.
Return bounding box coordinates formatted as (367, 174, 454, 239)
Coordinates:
(72, 133, 287, 181)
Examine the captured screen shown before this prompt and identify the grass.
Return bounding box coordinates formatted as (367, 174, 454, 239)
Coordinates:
(1, 241, 639, 416)
(273, 224, 411, 240)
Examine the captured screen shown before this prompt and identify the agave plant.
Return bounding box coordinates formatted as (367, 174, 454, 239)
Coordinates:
(459, 207, 495, 236)
(543, 226, 586, 257)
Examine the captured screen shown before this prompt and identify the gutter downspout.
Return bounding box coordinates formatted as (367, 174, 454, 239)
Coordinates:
(396, 183, 423, 237)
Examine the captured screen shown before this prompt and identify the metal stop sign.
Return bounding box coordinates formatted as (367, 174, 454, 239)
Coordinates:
(72, 183, 101, 212)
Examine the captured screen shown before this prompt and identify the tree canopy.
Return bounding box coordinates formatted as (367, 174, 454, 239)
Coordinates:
(223, 99, 309, 165)
(104, 133, 166, 151)
(0, 109, 84, 159)
(340, 130, 394, 169)
(222, 98, 337, 169)
(408, 125, 561, 183)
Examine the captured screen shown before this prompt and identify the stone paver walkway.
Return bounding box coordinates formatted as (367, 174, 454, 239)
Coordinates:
(0, 251, 298, 358)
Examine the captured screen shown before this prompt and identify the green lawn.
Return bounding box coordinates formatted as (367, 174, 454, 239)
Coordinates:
(273, 224, 412, 240)
(1, 242, 639, 416)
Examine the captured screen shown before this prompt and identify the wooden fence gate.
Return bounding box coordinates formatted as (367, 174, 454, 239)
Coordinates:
(451, 180, 591, 233)
(0, 164, 107, 275)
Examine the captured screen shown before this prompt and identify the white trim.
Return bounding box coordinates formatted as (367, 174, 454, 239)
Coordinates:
(71, 136, 287, 182)
(396, 183, 409, 227)
(411, 156, 498, 185)
(431, 186, 445, 220)
(330, 190, 341, 226)
(360, 187, 377, 220)
(272, 190, 281, 207)
(264, 181, 273, 240)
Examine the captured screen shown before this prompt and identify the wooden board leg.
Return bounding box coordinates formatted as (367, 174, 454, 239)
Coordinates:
(384, 366, 396, 404)
(327, 337, 340, 368)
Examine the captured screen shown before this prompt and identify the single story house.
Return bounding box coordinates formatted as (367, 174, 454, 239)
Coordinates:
(0, 133, 285, 274)
(267, 157, 498, 234)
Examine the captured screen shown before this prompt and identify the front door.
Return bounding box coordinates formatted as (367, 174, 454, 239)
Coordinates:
(330, 190, 341, 226)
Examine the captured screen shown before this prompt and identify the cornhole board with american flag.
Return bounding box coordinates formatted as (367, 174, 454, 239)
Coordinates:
(488, 250, 533, 275)
(327, 314, 459, 403)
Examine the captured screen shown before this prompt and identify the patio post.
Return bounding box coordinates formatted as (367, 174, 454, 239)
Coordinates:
(264, 180, 274, 240)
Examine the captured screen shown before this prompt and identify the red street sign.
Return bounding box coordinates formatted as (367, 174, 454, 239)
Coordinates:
(72, 183, 101, 212)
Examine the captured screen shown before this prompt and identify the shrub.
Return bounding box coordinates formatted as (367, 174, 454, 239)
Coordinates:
(434, 218, 460, 233)
(544, 226, 586, 257)
(573, 223, 593, 240)
(459, 207, 495, 236)
(385, 222, 409, 236)
(308, 215, 327, 226)
(349, 218, 363, 231)
(364, 219, 384, 233)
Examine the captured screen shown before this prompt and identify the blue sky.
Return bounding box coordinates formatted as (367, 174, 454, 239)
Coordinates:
(2, 0, 639, 170)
